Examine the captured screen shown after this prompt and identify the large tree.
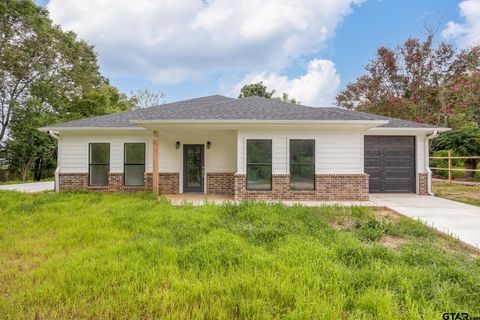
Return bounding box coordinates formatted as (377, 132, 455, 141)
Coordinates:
(0, 0, 134, 181)
(1, 0, 85, 140)
(335, 33, 480, 128)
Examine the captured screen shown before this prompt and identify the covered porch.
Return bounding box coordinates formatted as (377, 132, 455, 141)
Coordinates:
(144, 124, 238, 196)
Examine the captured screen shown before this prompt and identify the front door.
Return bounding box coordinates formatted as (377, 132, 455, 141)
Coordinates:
(183, 144, 204, 192)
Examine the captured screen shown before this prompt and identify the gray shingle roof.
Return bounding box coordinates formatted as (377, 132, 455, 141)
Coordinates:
(43, 95, 441, 129)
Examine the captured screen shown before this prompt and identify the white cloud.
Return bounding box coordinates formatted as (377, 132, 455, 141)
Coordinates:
(442, 0, 480, 48)
(47, 0, 363, 84)
(233, 59, 340, 106)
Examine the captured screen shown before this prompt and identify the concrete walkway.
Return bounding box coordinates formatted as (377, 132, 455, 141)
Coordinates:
(0, 181, 54, 193)
(370, 194, 480, 248)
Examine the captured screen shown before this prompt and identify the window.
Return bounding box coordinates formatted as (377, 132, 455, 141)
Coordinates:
(290, 139, 315, 190)
(246, 139, 272, 190)
(124, 143, 146, 186)
(89, 143, 110, 186)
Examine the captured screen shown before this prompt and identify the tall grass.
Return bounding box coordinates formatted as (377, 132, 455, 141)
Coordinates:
(0, 191, 479, 319)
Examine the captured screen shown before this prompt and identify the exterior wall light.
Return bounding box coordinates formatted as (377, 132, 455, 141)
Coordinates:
(176, 141, 180, 149)
(207, 141, 211, 149)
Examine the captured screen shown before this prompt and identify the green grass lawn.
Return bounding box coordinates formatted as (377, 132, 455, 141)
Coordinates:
(1, 191, 479, 319)
(433, 181, 480, 207)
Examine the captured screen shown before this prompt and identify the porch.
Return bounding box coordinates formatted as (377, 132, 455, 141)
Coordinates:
(150, 126, 238, 195)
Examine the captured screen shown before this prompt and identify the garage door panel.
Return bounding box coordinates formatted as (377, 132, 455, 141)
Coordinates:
(364, 136, 415, 193)
(383, 171, 412, 178)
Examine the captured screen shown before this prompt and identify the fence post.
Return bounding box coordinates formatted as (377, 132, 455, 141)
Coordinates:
(448, 150, 452, 182)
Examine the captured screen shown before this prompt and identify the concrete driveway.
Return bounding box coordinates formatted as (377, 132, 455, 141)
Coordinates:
(370, 194, 480, 248)
(0, 181, 54, 193)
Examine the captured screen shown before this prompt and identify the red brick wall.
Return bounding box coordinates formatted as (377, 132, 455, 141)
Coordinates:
(59, 172, 168, 193)
(418, 173, 428, 195)
(234, 173, 369, 201)
(158, 173, 179, 194)
(207, 172, 235, 195)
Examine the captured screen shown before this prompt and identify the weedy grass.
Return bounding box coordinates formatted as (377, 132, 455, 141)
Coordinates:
(0, 191, 479, 319)
(433, 181, 480, 207)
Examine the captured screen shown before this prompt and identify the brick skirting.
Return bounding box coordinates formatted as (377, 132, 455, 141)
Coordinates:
(418, 173, 428, 195)
(234, 173, 369, 201)
(159, 173, 179, 194)
(207, 172, 235, 195)
(58, 172, 176, 193)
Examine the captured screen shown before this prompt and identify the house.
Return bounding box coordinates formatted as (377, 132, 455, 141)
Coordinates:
(39, 95, 449, 201)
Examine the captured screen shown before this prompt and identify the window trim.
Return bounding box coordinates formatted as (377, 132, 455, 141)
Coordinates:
(123, 142, 146, 186)
(246, 139, 272, 191)
(88, 142, 110, 186)
(289, 139, 315, 191)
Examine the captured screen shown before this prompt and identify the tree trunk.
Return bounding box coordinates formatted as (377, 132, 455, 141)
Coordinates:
(33, 157, 43, 181)
(438, 92, 448, 127)
(20, 163, 29, 181)
(464, 159, 478, 179)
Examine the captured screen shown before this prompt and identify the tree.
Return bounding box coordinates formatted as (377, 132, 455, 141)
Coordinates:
(130, 88, 166, 109)
(238, 82, 299, 104)
(238, 82, 275, 99)
(335, 32, 480, 128)
(0, 0, 104, 141)
(0, 0, 135, 181)
(433, 125, 480, 178)
(3, 101, 56, 181)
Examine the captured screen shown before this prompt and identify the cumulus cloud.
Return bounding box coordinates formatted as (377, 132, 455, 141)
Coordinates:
(442, 0, 480, 48)
(47, 0, 362, 84)
(233, 59, 340, 106)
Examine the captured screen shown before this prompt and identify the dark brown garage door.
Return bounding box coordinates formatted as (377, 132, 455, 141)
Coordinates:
(364, 136, 415, 193)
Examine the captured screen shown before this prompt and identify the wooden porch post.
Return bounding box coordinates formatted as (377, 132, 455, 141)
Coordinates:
(152, 130, 159, 195)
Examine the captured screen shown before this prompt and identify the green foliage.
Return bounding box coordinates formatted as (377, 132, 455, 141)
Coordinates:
(336, 32, 480, 128)
(238, 81, 275, 99)
(433, 125, 480, 156)
(275, 92, 301, 104)
(0, 0, 136, 181)
(238, 82, 299, 104)
(0, 192, 479, 319)
(433, 125, 480, 177)
(2, 102, 56, 181)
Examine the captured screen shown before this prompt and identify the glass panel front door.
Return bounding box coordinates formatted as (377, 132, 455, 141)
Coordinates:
(183, 144, 204, 192)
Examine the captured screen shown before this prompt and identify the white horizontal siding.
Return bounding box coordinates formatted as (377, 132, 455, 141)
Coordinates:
(157, 130, 237, 173)
(59, 131, 152, 173)
(237, 128, 365, 174)
(59, 130, 237, 176)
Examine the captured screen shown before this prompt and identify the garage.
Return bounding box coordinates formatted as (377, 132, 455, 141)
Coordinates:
(364, 136, 416, 193)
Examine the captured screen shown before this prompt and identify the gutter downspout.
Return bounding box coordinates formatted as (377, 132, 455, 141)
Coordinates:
(425, 130, 439, 196)
(48, 131, 60, 192)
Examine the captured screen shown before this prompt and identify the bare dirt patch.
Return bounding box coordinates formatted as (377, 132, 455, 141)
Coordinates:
(378, 235, 408, 251)
(373, 207, 401, 219)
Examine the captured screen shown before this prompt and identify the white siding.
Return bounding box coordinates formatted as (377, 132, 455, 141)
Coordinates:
(157, 130, 237, 193)
(59, 131, 153, 173)
(59, 130, 237, 176)
(157, 130, 237, 173)
(237, 128, 365, 174)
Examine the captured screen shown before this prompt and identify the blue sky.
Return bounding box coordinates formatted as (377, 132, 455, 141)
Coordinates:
(35, 0, 474, 105)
